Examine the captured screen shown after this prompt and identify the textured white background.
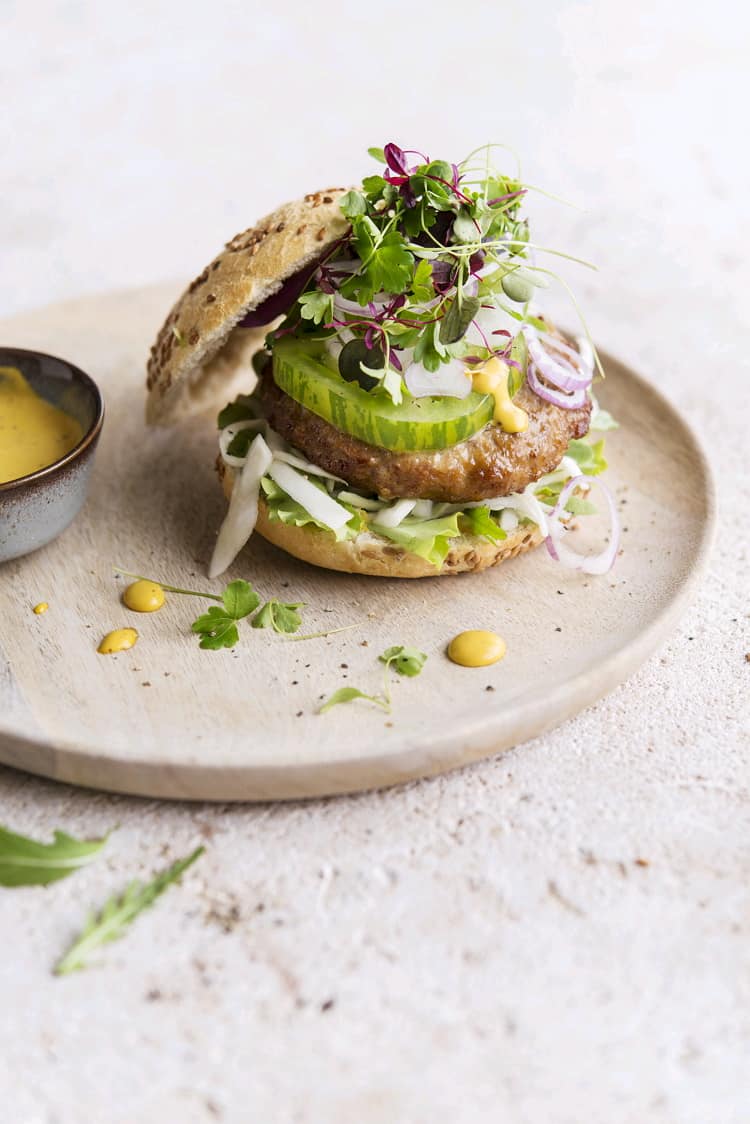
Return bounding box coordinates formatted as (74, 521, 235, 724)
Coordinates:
(1, 2, 749, 1122)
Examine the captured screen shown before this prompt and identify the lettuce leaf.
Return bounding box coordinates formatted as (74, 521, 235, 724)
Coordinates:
(460, 505, 507, 543)
(566, 437, 607, 476)
(564, 494, 597, 516)
(260, 477, 364, 542)
(217, 395, 256, 430)
(533, 438, 606, 514)
(259, 440, 604, 571)
(371, 514, 463, 568)
(590, 403, 618, 432)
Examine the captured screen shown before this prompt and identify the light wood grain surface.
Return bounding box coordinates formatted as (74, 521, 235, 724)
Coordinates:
(0, 285, 715, 799)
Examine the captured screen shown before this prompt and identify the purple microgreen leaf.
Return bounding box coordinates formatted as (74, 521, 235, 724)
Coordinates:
(384, 142, 410, 177)
(469, 250, 486, 274)
(431, 260, 454, 293)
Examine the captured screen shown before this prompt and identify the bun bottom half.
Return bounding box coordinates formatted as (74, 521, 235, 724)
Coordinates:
(220, 467, 542, 578)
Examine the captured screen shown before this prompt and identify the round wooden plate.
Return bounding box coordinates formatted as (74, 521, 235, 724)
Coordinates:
(0, 285, 715, 800)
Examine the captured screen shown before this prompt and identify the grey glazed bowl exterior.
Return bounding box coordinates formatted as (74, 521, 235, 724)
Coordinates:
(0, 348, 104, 563)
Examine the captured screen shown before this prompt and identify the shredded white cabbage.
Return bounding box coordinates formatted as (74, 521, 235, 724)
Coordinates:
(209, 434, 273, 578)
(336, 491, 385, 511)
(212, 411, 588, 576)
(372, 498, 417, 528)
(218, 419, 267, 469)
(271, 448, 347, 483)
(267, 461, 351, 532)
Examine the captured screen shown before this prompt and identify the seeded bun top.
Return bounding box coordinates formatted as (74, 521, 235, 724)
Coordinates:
(145, 189, 349, 425)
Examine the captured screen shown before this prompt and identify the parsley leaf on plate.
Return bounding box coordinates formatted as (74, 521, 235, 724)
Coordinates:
(0, 825, 109, 888)
(251, 599, 304, 634)
(191, 579, 260, 650)
(117, 569, 312, 650)
(190, 607, 242, 650)
(221, 579, 259, 618)
(379, 646, 428, 678)
(54, 846, 204, 975)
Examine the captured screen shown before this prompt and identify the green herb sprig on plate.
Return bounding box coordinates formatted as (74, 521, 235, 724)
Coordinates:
(320, 644, 428, 714)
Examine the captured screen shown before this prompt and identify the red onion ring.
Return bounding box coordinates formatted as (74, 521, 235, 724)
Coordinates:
(544, 474, 620, 574)
(526, 361, 588, 409)
(522, 326, 592, 393)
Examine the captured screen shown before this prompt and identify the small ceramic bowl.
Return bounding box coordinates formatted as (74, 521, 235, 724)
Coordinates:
(0, 347, 104, 563)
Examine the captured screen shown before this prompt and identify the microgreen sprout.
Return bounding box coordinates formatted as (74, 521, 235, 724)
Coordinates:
(263, 140, 602, 402)
(319, 645, 428, 714)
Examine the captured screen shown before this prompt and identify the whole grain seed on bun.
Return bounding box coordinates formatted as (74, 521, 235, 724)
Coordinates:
(146, 189, 350, 425)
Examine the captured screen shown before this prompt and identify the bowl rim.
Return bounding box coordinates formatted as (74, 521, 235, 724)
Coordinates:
(0, 346, 105, 493)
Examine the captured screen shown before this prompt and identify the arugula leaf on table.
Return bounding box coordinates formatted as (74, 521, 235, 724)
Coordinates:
(191, 579, 260, 650)
(0, 826, 109, 888)
(251, 599, 304, 635)
(54, 846, 205, 976)
(379, 646, 428, 678)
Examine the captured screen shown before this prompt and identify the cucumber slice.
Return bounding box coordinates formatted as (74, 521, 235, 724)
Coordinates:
(272, 338, 494, 452)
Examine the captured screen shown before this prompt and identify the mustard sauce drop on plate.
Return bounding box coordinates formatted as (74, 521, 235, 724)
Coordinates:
(448, 630, 507, 668)
(32, 602, 49, 615)
(0, 366, 84, 484)
(123, 580, 165, 613)
(472, 357, 528, 433)
(97, 628, 139, 655)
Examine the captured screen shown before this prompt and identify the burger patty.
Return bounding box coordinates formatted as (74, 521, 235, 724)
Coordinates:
(260, 368, 592, 502)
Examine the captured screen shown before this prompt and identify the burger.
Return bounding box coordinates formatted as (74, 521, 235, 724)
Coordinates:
(146, 143, 618, 580)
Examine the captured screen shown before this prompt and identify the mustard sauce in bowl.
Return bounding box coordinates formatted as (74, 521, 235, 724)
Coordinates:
(0, 366, 84, 484)
(0, 348, 104, 563)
